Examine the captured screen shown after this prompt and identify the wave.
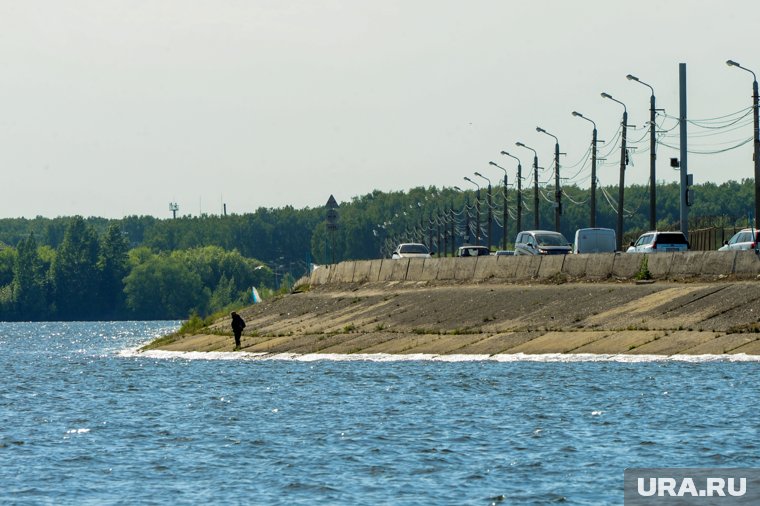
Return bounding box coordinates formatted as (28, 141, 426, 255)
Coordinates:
(119, 348, 760, 363)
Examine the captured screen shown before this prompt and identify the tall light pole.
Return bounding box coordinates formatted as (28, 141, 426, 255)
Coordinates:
(516, 142, 539, 229)
(489, 161, 509, 249)
(536, 127, 562, 232)
(474, 171, 492, 250)
(453, 186, 468, 247)
(501, 151, 522, 233)
(727, 59, 760, 230)
(602, 92, 628, 251)
(627, 73, 658, 230)
(571, 111, 598, 227)
(463, 177, 481, 245)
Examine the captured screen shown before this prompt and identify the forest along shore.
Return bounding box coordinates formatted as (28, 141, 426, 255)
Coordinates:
(142, 279, 760, 356)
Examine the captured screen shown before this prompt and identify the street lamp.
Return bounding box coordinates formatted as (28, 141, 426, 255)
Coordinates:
(500, 151, 522, 233)
(516, 141, 540, 229)
(572, 111, 599, 227)
(601, 92, 629, 251)
(627, 73, 658, 230)
(474, 171, 493, 250)
(727, 59, 760, 230)
(463, 176, 481, 245)
(453, 186, 468, 247)
(489, 161, 509, 249)
(536, 126, 562, 232)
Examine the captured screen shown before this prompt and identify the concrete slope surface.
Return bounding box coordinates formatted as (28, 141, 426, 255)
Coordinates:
(144, 279, 760, 356)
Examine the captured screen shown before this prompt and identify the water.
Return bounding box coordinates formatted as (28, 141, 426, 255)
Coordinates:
(2, 321, 760, 505)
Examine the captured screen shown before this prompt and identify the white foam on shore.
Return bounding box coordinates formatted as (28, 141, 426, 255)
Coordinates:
(120, 348, 760, 363)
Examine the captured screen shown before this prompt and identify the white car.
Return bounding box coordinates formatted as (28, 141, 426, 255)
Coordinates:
(718, 228, 759, 252)
(627, 231, 689, 253)
(391, 243, 431, 259)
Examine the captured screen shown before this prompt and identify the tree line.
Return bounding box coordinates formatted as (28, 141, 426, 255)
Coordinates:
(0, 179, 754, 320)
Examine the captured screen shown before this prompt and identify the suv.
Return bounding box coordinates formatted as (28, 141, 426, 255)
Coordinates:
(718, 228, 760, 252)
(514, 230, 572, 256)
(391, 243, 431, 259)
(626, 231, 689, 253)
(457, 245, 491, 257)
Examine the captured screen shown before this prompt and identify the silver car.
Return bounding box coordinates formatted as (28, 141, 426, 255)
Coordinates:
(514, 231, 572, 255)
(718, 228, 760, 252)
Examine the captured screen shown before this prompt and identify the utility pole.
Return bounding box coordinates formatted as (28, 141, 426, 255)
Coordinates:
(500, 151, 521, 234)
(602, 93, 628, 250)
(450, 202, 455, 256)
(649, 91, 657, 230)
(619, 112, 628, 248)
(489, 161, 510, 248)
(571, 111, 599, 227)
(537, 127, 561, 232)
(627, 74, 658, 230)
(727, 59, 760, 230)
(679, 63, 689, 239)
(516, 142, 539, 230)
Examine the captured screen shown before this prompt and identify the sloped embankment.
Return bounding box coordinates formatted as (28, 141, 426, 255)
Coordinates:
(143, 279, 760, 356)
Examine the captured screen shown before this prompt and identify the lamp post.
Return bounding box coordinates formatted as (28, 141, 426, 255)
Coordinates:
(727, 59, 760, 230)
(571, 111, 598, 227)
(474, 171, 493, 250)
(516, 142, 539, 229)
(463, 176, 481, 245)
(536, 127, 562, 232)
(602, 92, 628, 251)
(627, 74, 658, 230)
(453, 186, 468, 247)
(489, 161, 509, 249)
(501, 151, 522, 233)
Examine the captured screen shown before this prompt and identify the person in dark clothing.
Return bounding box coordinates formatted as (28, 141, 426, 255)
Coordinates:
(230, 311, 246, 350)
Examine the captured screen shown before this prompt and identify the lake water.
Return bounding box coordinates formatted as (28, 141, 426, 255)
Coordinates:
(2, 321, 759, 505)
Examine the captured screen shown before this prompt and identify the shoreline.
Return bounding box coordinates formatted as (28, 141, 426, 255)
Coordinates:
(142, 279, 760, 356)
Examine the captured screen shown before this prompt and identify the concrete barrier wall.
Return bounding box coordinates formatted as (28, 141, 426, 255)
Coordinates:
(309, 251, 760, 285)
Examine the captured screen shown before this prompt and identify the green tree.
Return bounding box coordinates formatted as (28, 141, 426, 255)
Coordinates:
(98, 224, 130, 318)
(12, 234, 49, 320)
(51, 217, 101, 320)
(123, 255, 207, 319)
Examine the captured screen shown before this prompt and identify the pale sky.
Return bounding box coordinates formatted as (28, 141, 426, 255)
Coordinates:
(1, 1, 758, 219)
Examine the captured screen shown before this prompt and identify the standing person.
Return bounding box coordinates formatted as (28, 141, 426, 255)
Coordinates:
(230, 311, 246, 350)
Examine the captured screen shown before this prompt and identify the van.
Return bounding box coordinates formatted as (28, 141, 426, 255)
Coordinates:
(573, 228, 616, 254)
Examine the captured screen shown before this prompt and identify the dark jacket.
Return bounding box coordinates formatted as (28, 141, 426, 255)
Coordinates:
(231, 313, 246, 333)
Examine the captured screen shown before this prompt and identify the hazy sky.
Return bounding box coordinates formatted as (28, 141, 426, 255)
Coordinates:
(2, 1, 758, 219)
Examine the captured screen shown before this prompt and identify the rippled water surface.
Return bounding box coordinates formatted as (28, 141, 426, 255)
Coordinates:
(2, 321, 759, 505)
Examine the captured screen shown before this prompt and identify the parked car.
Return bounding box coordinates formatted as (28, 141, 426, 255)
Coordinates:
(457, 245, 491, 257)
(573, 227, 616, 254)
(391, 243, 431, 259)
(626, 231, 689, 253)
(718, 228, 760, 252)
(495, 250, 515, 256)
(514, 230, 572, 255)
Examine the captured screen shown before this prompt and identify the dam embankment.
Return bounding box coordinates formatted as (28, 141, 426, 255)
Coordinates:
(143, 251, 760, 357)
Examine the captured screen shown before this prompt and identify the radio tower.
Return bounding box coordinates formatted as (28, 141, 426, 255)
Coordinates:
(169, 202, 179, 219)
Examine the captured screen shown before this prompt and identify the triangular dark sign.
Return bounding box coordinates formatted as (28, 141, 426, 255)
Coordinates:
(325, 195, 338, 208)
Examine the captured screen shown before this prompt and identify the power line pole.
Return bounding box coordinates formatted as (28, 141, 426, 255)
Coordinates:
(590, 126, 598, 227)
(602, 93, 628, 250)
(679, 63, 689, 239)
